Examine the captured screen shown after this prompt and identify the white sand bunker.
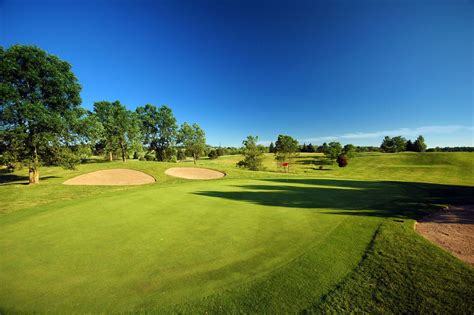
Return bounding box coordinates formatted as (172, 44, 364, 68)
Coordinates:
(64, 169, 155, 186)
(165, 167, 225, 180)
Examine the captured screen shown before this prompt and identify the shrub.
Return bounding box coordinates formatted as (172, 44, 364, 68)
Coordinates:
(337, 155, 348, 167)
(208, 150, 219, 160)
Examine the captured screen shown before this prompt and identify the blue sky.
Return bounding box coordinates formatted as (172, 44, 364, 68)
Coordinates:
(1, 0, 472, 147)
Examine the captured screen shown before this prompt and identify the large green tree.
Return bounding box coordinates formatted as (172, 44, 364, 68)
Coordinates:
(381, 136, 407, 153)
(93, 101, 140, 162)
(136, 104, 177, 161)
(274, 134, 299, 170)
(0, 45, 83, 183)
(178, 122, 206, 164)
(239, 135, 266, 171)
(413, 135, 427, 152)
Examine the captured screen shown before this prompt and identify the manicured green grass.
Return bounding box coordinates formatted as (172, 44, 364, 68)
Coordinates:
(0, 152, 473, 313)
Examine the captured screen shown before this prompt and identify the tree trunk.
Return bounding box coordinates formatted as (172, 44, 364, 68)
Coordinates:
(29, 167, 39, 184)
(29, 146, 40, 184)
(109, 151, 113, 162)
(120, 143, 126, 162)
(193, 153, 197, 165)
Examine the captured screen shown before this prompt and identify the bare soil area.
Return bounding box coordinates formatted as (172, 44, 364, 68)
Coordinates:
(416, 205, 474, 265)
(164, 167, 225, 180)
(63, 169, 155, 185)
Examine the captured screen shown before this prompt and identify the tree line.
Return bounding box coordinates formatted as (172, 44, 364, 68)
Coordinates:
(0, 45, 208, 183)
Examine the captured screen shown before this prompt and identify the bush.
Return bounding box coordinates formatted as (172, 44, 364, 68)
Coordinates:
(144, 151, 156, 161)
(208, 150, 219, 160)
(337, 155, 348, 167)
(236, 160, 246, 168)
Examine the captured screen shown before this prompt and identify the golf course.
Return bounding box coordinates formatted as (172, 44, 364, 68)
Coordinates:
(1, 152, 473, 313)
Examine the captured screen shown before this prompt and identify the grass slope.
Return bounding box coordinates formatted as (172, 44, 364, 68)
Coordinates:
(0, 152, 473, 313)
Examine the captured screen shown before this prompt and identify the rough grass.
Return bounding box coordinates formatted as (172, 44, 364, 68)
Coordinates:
(0, 152, 473, 313)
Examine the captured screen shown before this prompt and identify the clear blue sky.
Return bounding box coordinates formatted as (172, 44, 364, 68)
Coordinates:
(1, 0, 472, 147)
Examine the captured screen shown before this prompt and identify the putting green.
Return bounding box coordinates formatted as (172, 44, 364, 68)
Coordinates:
(0, 178, 379, 313)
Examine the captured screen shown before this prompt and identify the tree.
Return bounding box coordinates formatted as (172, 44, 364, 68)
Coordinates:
(342, 144, 356, 158)
(274, 134, 299, 171)
(301, 143, 308, 152)
(392, 136, 407, 153)
(94, 101, 140, 162)
(136, 104, 177, 161)
(406, 140, 415, 151)
(307, 143, 315, 153)
(381, 136, 407, 153)
(336, 154, 348, 167)
(268, 142, 275, 153)
(324, 142, 343, 160)
(178, 122, 206, 164)
(238, 135, 266, 171)
(0, 45, 83, 184)
(413, 135, 427, 152)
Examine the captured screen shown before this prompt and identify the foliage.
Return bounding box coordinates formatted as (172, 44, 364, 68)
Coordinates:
(178, 122, 206, 164)
(177, 149, 187, 161)
(324, 142, 343, 160)
(380, 136, 407, 153)
(413, 135, 427, 152)
(342, 144, 356, 158)
(208, 150, 219, 160)
(238, 135, 266, 171)
(0, 45, 83, 183)
(337, 154, 348, 167)
(274, 134, 299, 162)
(93, 101, 141, 162)
(136, 104, 177, 161)
(268, 142, 276, 153)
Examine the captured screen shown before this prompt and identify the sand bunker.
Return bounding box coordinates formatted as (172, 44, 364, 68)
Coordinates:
(64, 169, 155, 186)
(165, 167, 225, 180)
(416, 205, 474, 265)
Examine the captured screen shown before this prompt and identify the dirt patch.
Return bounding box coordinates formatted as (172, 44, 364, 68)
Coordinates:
(164, 167, 225, 180)
(416, 205, 474, 265)
(63, 169, 155, 186)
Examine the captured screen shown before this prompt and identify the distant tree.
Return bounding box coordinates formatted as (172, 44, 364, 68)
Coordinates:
(178, 122, 206, 164)
(268, 142, 275, 153)
(94, 101, 140, 162)
(336, 154, 348, 167)
(324, 142, 343, 160)
(0, 45, 84, 183)
(406, 140, 415, 151)
(208, 150, 219, 159)
(274, 134, 299, 170)
(393, 136, 407, 153)
(238, 135, 266, 171)
(216, 146, 226, 156)
(301, 143, 308, 152)
(342, 144, 356, 158)
(136, 104, 177, 161)
(317, 142, 329, 153)
(307, 143, 316, 153)
(413, 135, 427, 152)
(381, 136, 407, 153)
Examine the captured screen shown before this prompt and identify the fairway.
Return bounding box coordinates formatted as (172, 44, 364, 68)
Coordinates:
(1, 153, 473, 313)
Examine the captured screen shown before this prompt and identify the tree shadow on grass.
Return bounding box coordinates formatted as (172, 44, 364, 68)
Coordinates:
(194, 178, 474, 222)
(0, 174, 60, 186)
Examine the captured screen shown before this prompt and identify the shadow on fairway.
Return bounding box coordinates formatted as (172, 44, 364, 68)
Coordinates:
(0, 174, 60, 185)
(194, 178, 474, 222)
